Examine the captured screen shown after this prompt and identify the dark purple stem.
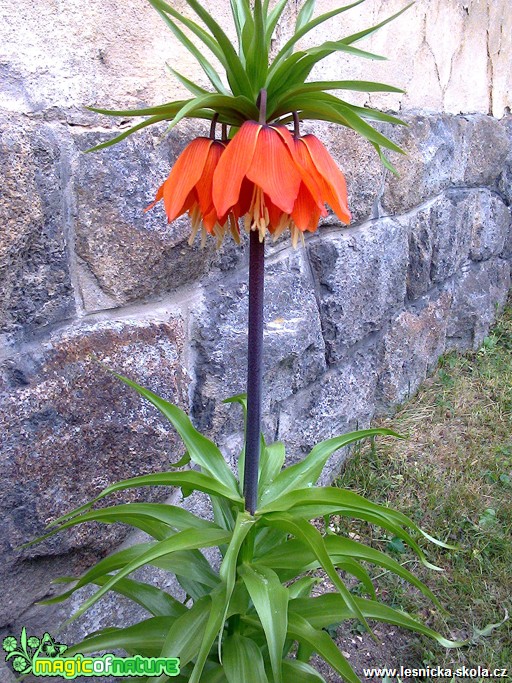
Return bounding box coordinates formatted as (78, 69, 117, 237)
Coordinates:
(243, 229, 265, 514)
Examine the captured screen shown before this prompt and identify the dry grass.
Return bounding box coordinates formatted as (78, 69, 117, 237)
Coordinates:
(333, 301, 512, 679)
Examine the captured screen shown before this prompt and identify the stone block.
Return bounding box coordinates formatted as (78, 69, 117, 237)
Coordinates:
(0, 315, 189, 626)
(404, 188, 509, 300)
(382, 114, 461, 214)
(276, 348, 379, 482)
(307, 218, 408, 365)
(378, 290, 452, 407)
(0, 114, 75, 337)
(382, 114, 510, 215)
(190, 248, 326, 444)
(446, 257, 511, 350)
(469, 190, 511, 262)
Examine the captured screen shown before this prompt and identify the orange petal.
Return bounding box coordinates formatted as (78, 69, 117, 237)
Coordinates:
(291, 183, 323, 232)
(212, 121, 261, 218)
(162, 137, 213, 222)
(145, 181, 165, 212)
(246, 125, 301, 214)
(301, 135, 351, 224)
(195, 140, 225, 217)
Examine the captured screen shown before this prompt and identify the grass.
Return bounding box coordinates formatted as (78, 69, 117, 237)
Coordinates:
(333, 302, 512, 678)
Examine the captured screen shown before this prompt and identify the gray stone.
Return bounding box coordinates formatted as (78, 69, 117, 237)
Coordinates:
(307, 218, 408, 365)
(276, 347, 379, 481)
(460, 114, 511, 187)
(404, 188, 511, 300)
(382, 114, 510, 215)
(446, 257, 511, 350)
(377, 289, 453, 407)
(382, 114, 461, 214)
(469, 190, 511, 261)
(190, 248, 327, 444)
(405, 191, 470, 300)
(0, 114, 75, 337)
(0, 315, 189, 627)
(73, 124, 246, 310)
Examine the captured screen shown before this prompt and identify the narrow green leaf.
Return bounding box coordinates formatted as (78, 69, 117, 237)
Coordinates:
(258, 441, 286, 497)
(65, 617, 176, 657)
(341, 3, 414, 46)
(180, 0, 253, 97)
(265, 0, 288, 47)
(111, 371, 240, 494)
(82, 575, 187, 618)
(290, 595, 465, 647)
(44, 471, 242, 535)
(40, 503, 218, 539)
(189, 584, 229, 683)
(259, 486, 446, 569)
(39, 543, 156, 604)
(253, 526, 288, 559)
(149, 0, 227, 65)
(245, 0, 268, 93)
(223, 634, 269, 683)
(86, 99, 191, 117)
(217, 512, 256, 655)
(64, 528, 231, 625)
(287, 612, 361, 683)
(166, 65, 210, 97)
(239, 564, 288, 683)
(259, 428, 400, 506)
(271, 79, 404, 108)
(262, 514, 370, 632)
(271, 95, 405, 154)
(148, 1, 228, 94)
(287, 577, 319, 600)
(283, 659, 328, 683)
(372, 142, 399, 175)
(229, 0, 250, 56)
(296, 0, 316, 32)
(211, 495, 237, 532)
(270, 0, 367, 68)
(155, 596, 211, 669)
(85, 114, 170, 153)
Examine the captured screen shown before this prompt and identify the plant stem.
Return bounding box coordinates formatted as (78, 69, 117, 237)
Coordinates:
(243, 229, 265, 515)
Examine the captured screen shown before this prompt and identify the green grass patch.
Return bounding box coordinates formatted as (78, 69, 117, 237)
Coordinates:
(333, 302, 512, 675)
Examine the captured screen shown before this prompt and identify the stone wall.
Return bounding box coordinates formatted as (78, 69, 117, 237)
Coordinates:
(1, 0, 511, 671)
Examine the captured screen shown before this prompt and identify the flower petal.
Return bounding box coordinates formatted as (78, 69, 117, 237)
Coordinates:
(301, 135, 351, 224)
(162, 137, 213, 222)
(212, 121, 261, 218)
(195, 140, 225, 217)
(246, 125, 301, 214)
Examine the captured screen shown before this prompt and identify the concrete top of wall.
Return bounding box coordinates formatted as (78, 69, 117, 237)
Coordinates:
(1, 0, 510, 118)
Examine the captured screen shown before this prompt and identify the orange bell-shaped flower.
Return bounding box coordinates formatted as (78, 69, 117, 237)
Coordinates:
(146, 137, 239, 247)
(212, 120, 350, 246)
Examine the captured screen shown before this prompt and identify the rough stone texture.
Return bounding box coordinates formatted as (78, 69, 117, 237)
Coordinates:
(0, 115, 75, 338)
(190, 248, 327, 445)
(0, 315, 189, 628)
(1, 0, 512, 667)
(307, 218, 408, 365)
(403, 188, 511, 301)
(382, 114, 512, 216)
(276, 347, 380, 479)
(378, 290, 453, 406)
(446, 257, 511, 350)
